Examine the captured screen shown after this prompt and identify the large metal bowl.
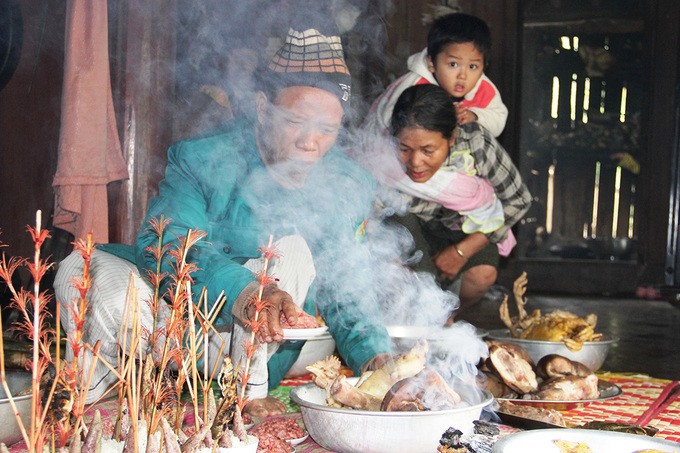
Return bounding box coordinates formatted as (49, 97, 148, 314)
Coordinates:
(0, 370, 32, 446)
(290, 378, 493, 453)
(386, 323, 488, 356)
(487, 329, 617, 371)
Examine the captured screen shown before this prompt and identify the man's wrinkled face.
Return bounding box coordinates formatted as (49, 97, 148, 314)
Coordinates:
(256, 86, 343, 187)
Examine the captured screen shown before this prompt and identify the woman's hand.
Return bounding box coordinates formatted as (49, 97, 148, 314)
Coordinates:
(247, 284, 298, 343)
(433, 244, 468, 281)
(433, 233, 490, 281)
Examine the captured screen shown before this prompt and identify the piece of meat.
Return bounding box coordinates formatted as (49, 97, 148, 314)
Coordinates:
(487, 344, 538, 394)
(381, 368, 462, 411)
(536, 354, 592, 379)
(532, 374, 599, 400)
(306, 355, 342, 389)
(497, 400, 567, 427)
(477, 371, 516, 399)
(485, 340, 535, 367)
(255, 432, 293, 453)
(329, 374, 382, 411)
(355, 340, 427, 400)
(280, 309, 319, 329)
(250, 417, 305, 441)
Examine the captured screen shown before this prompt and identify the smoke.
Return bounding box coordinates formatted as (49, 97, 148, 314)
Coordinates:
(164, 0, 487, 389)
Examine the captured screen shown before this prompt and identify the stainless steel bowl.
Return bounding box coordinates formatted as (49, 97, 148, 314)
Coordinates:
(285, 332, 336, 378)
(0, 370, 32, 446)
(386, 323, 488, 356)
(487, 329, 617, 371)
(290, 378, 493, 453)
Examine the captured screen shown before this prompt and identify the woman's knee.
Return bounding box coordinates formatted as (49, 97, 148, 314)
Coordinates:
(463, 265, 497, 289)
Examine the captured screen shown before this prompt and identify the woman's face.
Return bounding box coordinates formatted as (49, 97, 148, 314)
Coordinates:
(257, 86, 343, 187)
(396, 126, 452, 183)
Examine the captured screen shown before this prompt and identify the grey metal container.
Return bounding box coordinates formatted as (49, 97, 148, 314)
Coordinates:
(487, 329, 617, 370)
(0, 370, 32, 447)
(290, 378, 493, 453)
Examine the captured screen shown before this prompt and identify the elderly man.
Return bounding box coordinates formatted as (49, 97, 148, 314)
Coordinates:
(54, 22, 393, 417)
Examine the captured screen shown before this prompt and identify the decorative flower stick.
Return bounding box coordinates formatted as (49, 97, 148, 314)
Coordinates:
(0, 210, 55, 451)
(237, 234, 279, 408)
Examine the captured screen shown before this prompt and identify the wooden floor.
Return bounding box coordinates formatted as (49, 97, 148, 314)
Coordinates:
(458, 290, 680, 381)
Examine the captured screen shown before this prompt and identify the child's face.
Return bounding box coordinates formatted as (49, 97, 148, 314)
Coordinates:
(427, 42, 485, 99)
(396, 126, 453, 183)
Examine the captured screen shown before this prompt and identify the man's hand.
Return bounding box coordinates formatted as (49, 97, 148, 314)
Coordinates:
(248, 284, 298, 343)
(243, 395, 287, 419)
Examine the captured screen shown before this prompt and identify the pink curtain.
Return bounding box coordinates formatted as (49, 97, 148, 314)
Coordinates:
(52, 0, 128, 243)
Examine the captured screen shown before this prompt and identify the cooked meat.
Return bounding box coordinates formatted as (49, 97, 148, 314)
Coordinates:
(497, 400, 567, 427)
(487, 344, 538, 394)
(485, 340, 535, 366)
(536, 354, 592, 379)
(532, 374, 599, 400)
(329, 374, 382, 411)
(355, 340, 427, 400)
(476, 371, 516, 399)
(381, 368, 461, 411)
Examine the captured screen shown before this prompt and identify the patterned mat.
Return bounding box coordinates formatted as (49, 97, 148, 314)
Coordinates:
(561, 372, 680, 443)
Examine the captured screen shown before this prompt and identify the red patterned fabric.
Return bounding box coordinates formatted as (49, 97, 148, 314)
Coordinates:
(561, 372, 680, 443)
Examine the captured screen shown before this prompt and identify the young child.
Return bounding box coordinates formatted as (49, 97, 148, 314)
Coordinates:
(363, 12, 508, 137)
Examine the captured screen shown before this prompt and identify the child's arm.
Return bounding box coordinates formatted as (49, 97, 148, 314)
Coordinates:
(460, 75, 508, 137)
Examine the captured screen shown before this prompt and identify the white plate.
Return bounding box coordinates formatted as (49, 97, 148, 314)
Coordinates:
(282, 326, 328, 340)
(287, 433, 309, 446)
(492, 428, 680, 452)
(497, 379, 623, 411)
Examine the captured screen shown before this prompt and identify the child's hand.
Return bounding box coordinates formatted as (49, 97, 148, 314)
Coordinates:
(456, 105, 478, 126)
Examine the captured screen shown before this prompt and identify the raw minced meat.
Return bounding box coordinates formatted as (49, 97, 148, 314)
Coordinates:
(280, 309, 320, 329)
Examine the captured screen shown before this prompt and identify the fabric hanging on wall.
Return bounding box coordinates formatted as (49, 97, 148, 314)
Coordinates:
(52, 0, 128, 244)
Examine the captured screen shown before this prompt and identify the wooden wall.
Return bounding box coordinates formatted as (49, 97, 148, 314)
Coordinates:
(0, 1, 65, 261)
(1, 0, 679, 293)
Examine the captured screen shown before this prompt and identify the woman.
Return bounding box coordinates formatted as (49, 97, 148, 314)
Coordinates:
(376, 83, 528, 320)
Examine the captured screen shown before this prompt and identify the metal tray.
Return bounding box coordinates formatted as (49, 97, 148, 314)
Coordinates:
(497, 379, 623, 411)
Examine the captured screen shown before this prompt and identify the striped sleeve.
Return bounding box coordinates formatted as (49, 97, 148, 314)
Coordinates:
(459, 124, 532, 243)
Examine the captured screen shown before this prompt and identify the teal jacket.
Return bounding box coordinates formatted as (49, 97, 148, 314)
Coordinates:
(102, 117, 392, 387)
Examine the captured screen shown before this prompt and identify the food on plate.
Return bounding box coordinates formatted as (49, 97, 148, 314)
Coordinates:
(553, 439, 593, 453)
(497, 400, 567, 427)
(580, 421, 658, 436)
(536, 354, 592, 379)
(254, 432, 292, 453)
(486, 343, 538, 394)
(250, 416, 305, 441)
(280, 308, 320, 329)
(306, 341, 464, 411)
(499, 272, 603, 351)
(479, 341, 602, 401)
(250, 416, 306, 453)
(533, 374, 599, 401)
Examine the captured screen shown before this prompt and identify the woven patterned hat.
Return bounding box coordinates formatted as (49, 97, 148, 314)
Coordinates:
(265, 27, 352, 107)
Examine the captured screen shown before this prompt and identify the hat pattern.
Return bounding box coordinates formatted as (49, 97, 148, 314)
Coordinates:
(268, 28, 351, 103)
